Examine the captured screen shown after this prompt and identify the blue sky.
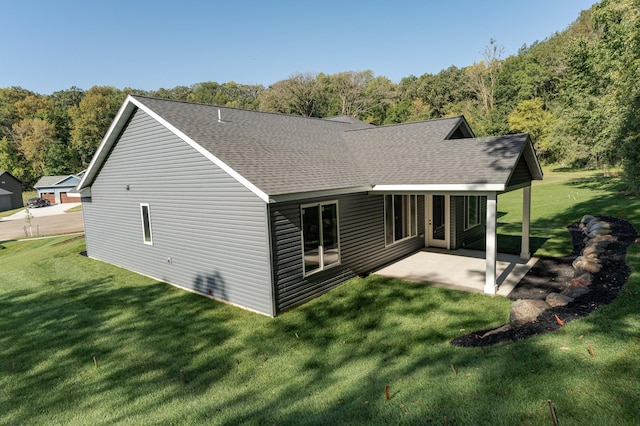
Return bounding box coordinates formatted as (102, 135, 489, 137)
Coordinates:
(2, 0, 596, 95)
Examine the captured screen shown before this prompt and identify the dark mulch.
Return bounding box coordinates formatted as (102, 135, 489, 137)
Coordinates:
(451, 215, 638, 347)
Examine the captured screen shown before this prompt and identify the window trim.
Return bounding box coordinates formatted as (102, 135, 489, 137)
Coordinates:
(140, 203, 154, 245)
(464, 195, 481, 231)
(301, 200, 340, 276)
(384, 194, 418, 246)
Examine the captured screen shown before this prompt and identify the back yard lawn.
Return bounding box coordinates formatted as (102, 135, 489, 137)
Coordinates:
(1, 168, 639, 425)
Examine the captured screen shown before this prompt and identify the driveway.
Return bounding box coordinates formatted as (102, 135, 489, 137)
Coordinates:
(4, 202, 81, 219)
(0, 203, 84, 241)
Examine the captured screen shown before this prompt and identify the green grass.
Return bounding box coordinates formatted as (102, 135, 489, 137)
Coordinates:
(63, 203, 82, 213)
(467, 167, 640, 256)
(1, 169, 640, 425)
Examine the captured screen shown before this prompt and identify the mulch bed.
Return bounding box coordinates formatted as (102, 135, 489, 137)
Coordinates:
(451, 215, 638, 347)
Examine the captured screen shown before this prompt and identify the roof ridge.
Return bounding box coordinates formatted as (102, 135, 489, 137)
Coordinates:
(344, 115, 464, 133)
(131, 95, 371, 128)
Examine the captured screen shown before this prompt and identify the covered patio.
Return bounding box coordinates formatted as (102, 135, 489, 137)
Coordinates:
(374, 248, 539, 296)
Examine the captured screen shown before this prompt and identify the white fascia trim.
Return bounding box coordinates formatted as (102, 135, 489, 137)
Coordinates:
(269, 186, 372, 203)
(53, 175, 78, 186)
(129, 97, 271, 203)
(77, 96, 137, 191)
(371, 184, 505, 193)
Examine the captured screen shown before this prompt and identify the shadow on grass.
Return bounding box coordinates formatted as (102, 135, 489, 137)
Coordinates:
(3, 179, 640, 424)
(0, 272, 240, 423)
(564, 173, 627, 192)
(2, 259, 639, 424)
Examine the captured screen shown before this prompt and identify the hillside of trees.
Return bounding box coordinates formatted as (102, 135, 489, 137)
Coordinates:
(2, 0, 639, 192)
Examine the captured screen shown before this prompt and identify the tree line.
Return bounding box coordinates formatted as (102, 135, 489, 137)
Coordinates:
(2, 0, 639, 192)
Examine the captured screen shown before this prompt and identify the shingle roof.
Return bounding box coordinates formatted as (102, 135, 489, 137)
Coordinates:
(81, 96, 542, 199)
(133, 97, 376, 195)
(34, 175, 69, 188)
(344, 127, 530, 186)
(34, 173, 83, 189)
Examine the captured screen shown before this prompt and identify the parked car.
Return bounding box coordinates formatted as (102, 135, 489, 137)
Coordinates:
(27, 197, 51, 208)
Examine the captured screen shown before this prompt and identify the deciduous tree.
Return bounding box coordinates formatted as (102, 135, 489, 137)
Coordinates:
(69, 86, 125, 166)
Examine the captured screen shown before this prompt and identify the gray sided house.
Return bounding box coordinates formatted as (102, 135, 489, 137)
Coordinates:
(77, 96, 542, 316)
(34, 171, 85, 204)
(0, 170, 23, 212)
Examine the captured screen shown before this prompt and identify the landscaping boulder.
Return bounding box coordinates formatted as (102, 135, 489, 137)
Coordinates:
(509, 299, 551, 328)
(546, 292, 574, 307)
(582, 245, 604, 257)
(588, 234, 617, 244)
(451, 214, 637, 347)
(579, 215, 597, 229)
(585, 220, 610, 234)
(561, 286, 591, 298)
(570, 272, 593, 287)
(572, 256, 602, 274)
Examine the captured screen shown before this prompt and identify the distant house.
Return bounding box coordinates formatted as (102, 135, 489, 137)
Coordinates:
(76, 96, 542, 316)
(34, 171, 85, 204)
(0, 170, 23, 212)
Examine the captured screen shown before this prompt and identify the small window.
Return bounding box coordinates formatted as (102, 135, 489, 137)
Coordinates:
(301, 201, 340, 275)
(140, 203, 153, 245)
(385, 194, 417, 246)
(464, 196, 481, 230)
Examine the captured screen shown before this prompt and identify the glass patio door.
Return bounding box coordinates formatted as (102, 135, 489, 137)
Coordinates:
(427, 195, 449, 248)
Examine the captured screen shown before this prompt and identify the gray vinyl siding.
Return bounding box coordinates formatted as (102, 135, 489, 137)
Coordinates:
(507, 156, 533, 188)
(452, 196, 486, 249)
(270, 192, 425, 313)
(0, 173, 23, 210)
(82, 109, 274, 316)
(0, 194, 10, 211)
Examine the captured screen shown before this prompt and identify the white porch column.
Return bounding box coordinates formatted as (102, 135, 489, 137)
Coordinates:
(485, 192, 497, 295)
(521, 185, 531, 260)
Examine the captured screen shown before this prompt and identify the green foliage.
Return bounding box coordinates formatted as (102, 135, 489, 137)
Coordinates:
(0, 135, 28, 187)
(259, 72, 326, 117)
(400, 66, 471, 118)
(0, 87, 36, 139)
(68, 86, 125, 166)
(44, 140, 76, 175)
(508, 98, 553, 157)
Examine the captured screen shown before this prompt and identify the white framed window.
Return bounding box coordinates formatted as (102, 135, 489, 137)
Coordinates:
(301, 201, 340, 275)
(464, 196, 481, 230)
(140, 203, 153, 245)
(384, 194, 417, 246)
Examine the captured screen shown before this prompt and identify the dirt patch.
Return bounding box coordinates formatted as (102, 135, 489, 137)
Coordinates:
(54, 234, 85, 245)
(451, 216, 637, 347)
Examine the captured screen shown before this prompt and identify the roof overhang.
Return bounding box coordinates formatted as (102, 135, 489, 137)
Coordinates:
(370, 183, 505, 195)
(269, 186, 373, 203)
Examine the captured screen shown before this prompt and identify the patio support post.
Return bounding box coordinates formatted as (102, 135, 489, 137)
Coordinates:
(485, 192, 497, 294)
(521, 185, 531, 260)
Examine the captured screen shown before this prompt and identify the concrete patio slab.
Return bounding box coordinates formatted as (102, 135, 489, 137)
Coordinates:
(374, 248, 538, 297)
